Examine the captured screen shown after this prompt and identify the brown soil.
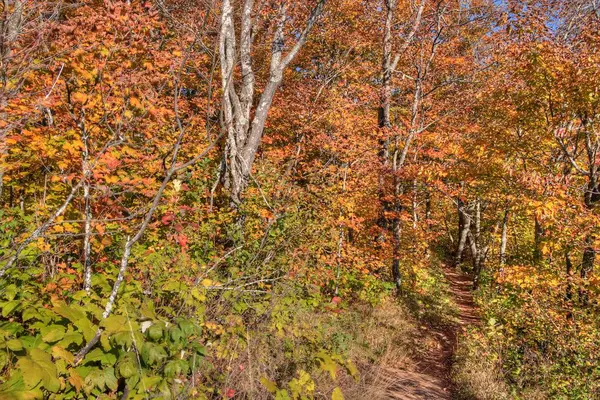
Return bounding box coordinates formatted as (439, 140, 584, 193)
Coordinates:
(378, 265, 479, 399)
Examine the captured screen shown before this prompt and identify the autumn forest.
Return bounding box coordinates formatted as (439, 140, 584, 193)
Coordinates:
(0, 0, 599, 399)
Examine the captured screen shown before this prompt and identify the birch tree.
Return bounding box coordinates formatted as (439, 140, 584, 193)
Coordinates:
(219, 0, 326, 205)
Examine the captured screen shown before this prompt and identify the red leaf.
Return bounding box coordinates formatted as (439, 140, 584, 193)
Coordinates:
(177, 234, 188, 250)
(161, 213, 175, 225)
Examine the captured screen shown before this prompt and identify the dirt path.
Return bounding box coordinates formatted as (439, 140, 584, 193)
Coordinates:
(379, 265, 479, 399)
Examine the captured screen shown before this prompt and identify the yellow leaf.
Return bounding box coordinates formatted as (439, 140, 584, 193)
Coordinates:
(52, 346, 74, 364)
(129, 97, 143, 109)
(260, 377, 278, 394)
(201, 279, 213, 287)
(105, 175, 119, 184)
(69, 369, 84, 392)
(173, 179, 182, 192)
(36, 238, 51, 252)
(332, 387, 344, 400)
(72, 92, 88, 103)
(191, 287, 206, 302)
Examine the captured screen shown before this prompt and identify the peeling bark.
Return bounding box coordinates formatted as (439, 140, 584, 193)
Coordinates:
(219, 0, 326, 205)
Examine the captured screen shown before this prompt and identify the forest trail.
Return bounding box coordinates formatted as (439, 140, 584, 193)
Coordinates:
(374, 265, 479, 399)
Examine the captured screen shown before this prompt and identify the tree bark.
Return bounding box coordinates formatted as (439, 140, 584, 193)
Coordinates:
(219, 0, 326, 206)
(376, 0, 395, 241)
(565, 251, 573, 302)
(0, 0, 24, 202)
(79, 113, 93, 293)
(580, 178, 598, 304)
(499, 208, 509, 268)
(425, 189, 431, 221)
(533, 215, 543, 263)
(412, 179, 418, 229)
(455, 198, 471, 266)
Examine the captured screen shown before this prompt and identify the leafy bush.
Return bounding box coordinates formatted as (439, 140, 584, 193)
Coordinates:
(0, 265, 206, 399)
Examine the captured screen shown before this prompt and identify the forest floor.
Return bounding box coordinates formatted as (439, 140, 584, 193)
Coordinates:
(377, 265, 479, 399)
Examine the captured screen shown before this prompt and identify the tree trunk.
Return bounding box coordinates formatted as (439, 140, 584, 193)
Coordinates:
(80, 115, 93, 293)
(499, 208, 509, 268)
(412, 179, 418, 229)
(455, 199, 471, 266)
(392, 215, 402, 290)
(533, 215, 543, 263)
(219, 0, 325, 206)
(376, 0, 395, 240)
(425, 189, 431, 221)
(580, 236, 595, 305)
(565, 252, 573, 303)
(580, 179, 598, 304)
(0, 0, 24, 205)
(470, 200, 487, 289)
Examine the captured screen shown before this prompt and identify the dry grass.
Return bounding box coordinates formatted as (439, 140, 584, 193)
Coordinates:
(334, 298, 420, 400)
(452, 331, 511, 400)
(199, 295, 420, 399)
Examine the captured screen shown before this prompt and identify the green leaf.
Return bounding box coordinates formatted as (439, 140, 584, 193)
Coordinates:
(140, 301, 157, 320)
(99, 315, 127, 334)
(0, 371, 44, 399)
(191, 342, 206, 356)
(19, 335, 43, 350)
(2, 300, 20, 317)
(104, 368, 118, 391)
(113, 331, 133, 347)
(177, 319, 196, 336)
(74, 317, 96, 342)
(141, 343, 167, 365)
(82, 303, 104, 321)
(83, 368, 105, 393)
(126, 374, 140, 392)
(40, 325, 66, 343)
(4, 284, 18, 301)
(164, 359, 189, 378)
(100, 331, 111, 351)
(7, 338, 23, 351)
(52, 301, 86, 323)
(0, 321, 24, 336)
(168, 326, 183, 343)
(83, 347, 117, 366)
(0, 350, 8, 370)
(16, 348, 60, 392)
(22, 308, 41, 322)
(58, 332, 83, 348)
(117, 355, 137, 378)
(147, 323, 163, 341)
(139, 376, 162, 393)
